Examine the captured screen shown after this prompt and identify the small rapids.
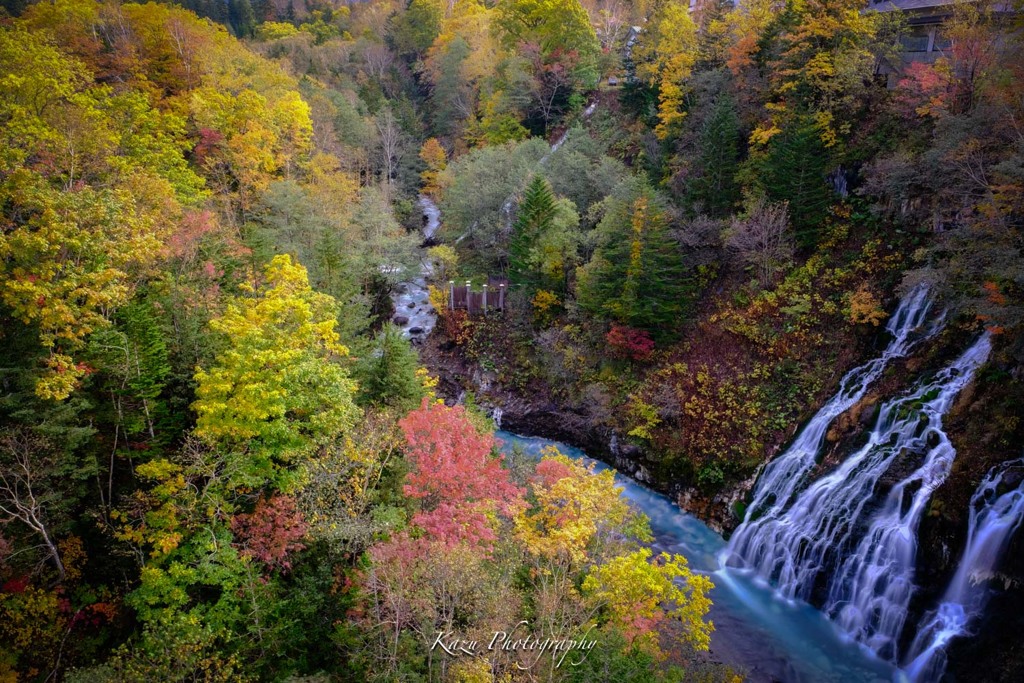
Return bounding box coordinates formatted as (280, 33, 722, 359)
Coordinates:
(390, 195, 441, 343)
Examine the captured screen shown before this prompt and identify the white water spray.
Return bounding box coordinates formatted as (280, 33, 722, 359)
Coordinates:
(902, 458, 1024, 682)
(728, 334, 990, 612)
(727, 286, 936, 542)
(825, 337, 993, 661)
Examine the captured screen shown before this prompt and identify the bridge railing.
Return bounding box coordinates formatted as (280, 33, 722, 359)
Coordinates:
(447, 278, 507, 315)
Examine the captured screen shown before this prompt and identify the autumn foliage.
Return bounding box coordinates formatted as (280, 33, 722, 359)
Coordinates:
(231, 495, 308, 572)
(606, 324, 656, 362)
(583, 548, 714, 656)
(515, 448, 645, 566)
(399, 400, 523, 550)
(1, 0, 1021, 679)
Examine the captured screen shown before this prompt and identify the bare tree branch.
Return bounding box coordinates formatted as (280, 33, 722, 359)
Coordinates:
(726, 196, 794, 287)
(0, 430, 66, 582)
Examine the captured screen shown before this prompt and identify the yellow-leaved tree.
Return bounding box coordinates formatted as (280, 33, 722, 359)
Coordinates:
(515, 448, 650, 567)
(192, 254, 359, 491)
(633, 0, 699, 139)
(0, 26, 177, 400)
(419, 137, 447, 197)
(582, 548, 714, 657)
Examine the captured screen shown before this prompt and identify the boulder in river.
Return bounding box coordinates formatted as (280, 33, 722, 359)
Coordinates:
(393, 316, 409, 326)
(409, 327, 424, 335)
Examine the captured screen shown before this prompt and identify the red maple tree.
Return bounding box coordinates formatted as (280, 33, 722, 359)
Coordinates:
(398, 400, 523, 550)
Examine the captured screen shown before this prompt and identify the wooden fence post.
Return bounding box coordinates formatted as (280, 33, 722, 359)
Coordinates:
(498, 283, 505, 311)
(448, 280, 454, 311)
(482, 284, 488, 313)
(465, 280, 472, 315)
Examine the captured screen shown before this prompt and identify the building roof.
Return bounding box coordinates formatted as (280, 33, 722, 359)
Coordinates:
(868, 0, 1013, 11)
(867, 0, 957, 11)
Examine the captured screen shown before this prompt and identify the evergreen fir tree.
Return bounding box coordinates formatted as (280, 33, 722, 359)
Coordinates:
(252, 0, 274, 22)
(577, 182, 693, 339)
(0, 0, 28, 17)
(689, 93, 741, 217)
(355, 325, 424, 411)
(228, 0, 257, 38)
(209, 0, 230, 26)
(509, 174, 557, 292)
(760, 115, 833, 247)
(429, 36, 472, 138)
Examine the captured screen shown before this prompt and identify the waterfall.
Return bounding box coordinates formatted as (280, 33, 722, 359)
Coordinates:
(824, 336, 992, 661)
(728, 334, 990, 601)
(902, 458, 1024, 682)
(725, 333, 991, 664)
(727, 286, 936, 543)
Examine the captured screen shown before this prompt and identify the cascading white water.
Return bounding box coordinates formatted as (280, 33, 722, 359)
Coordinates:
(728, 286, 936, 543)
(391, 195, 442, 342)
(727, 335, 990, 607)
(420, 195, 441, 241)
(724, 331, 991, 671)
(825, 336, 992, 661)
(902, 458, 1024, 682)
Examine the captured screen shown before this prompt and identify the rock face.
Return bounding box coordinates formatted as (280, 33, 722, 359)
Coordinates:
(677, 471, 760, 535)
(825, 391, 879, 442)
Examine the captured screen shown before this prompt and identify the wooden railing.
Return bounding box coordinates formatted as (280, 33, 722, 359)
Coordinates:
(448, 277, 507, 315)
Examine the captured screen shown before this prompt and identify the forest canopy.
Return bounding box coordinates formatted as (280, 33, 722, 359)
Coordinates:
(0, 0, 1022, 681)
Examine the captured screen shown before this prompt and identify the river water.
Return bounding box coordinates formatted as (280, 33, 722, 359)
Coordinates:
(395, 105, 597, 342)
(495, 431, 897, 683)
(391, 196, 441, 342)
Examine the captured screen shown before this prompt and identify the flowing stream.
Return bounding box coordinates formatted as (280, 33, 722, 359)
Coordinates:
(391, 195, 441, 342)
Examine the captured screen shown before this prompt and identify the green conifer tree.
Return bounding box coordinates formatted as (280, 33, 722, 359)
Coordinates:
(509, 174, 558, 291)
(228, 0, 256, 38)
(760, 115, 832, 247)
(355, 324, 424, 411)
(689, 93, 741, 217)
(577, 181, 693, 338)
